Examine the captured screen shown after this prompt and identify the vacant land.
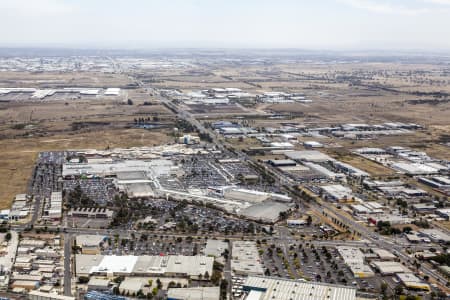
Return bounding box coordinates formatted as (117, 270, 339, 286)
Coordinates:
(334, 155, 395, 177)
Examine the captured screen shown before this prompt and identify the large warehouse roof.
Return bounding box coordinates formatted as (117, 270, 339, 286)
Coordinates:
(76, 254, 213, 278)
(284, 150, 333, 162)
(231, 241, 264, 276)
(104, 88, 121, 96)
(371, 261, 411, 275)
(391, 162, 438, 175)
(29, 291, 76, 300)
(243, 276, 356, 300)
(239, 201, 291, 223)
(62, 159, 174, 178)
(91, 255, 138, 274)
(321, 185, 353, 200)
(168, 286, 220, 300)
(336, 247, 374, 278)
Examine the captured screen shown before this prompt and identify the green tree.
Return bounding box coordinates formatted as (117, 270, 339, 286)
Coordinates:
(156, 278, 162, 289)
(380, 282, 388, 295)
(78, 276, 89, 284)
(394, 284, 403, 297)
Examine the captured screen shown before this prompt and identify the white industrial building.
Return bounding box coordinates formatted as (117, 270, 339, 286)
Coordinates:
(104, 88, 121, 96)
(270, 142, 294, 149)
(302, 162, 345, 181)
(332, 161, 370, 177)
(396, 273, 430, 291)
(68, 208, 114, 219)
(0, 87, 118, 100)
(178, 134, 200, 145)
(336, 247, 374, 278)
(372, 248, 397, 261)
(87, 278, 111, 291)
(75, 255, 213, 280)
(231, 241, 264, 276)
(351, 202, 385, 215)
(28, 291, 75, 300)
(76, 235, 106, 254)
(284, 150, 333, 163)
(203, 239, 228, 258)
(419, 176, 450, 191)
(354, 148, 387, 155)
(185, 98, 230, 105)
(9, 194, 31, 221)
(42, 192, 62, 221)
(419, 229, 450, 244)
(80, 89, 100, 96)
(351, 204, 372, 214)
(287, 219, 307, 227)
(223, 188, 270, 203)
(303, 141, 324, 148)
(436, 208, 450, 220)
(371, 261, 411, 275)
(371, 214, 413, 225)
(242, 276, 356, 300)
(31, 89, 56, 99)
(239, 201, 292, 223)
(391, 162, 439, 175)
(321, 185, 354, 201)
(168, 286, 220, 300)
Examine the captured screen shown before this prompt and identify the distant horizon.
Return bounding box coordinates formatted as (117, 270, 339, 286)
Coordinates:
(2, 1, 450, 53)
(1, 45, 450, 57)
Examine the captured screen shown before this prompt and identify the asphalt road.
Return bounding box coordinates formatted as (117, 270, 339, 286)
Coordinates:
(63, 233, 72, 296)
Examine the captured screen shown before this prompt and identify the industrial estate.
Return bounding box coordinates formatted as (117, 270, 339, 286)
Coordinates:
(0, 47, 449, 300)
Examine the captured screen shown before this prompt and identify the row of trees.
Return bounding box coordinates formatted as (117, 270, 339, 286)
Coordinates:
(134, 116, 160, 124)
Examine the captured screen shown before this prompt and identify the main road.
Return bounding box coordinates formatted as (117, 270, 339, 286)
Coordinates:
(63, 233, 72, 296)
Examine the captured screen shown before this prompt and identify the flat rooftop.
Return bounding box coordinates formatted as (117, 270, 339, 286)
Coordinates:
(284, 150, 333, 162)
(76, 254, 214, 277)
(239, 201, 291, 223)
(243, 276, 356, 300)
(167, 286, 220, 300)
(204, 239, 228, 257)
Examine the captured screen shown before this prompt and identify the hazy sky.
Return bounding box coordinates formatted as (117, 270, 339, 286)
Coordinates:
(1, 0, 450, 51)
